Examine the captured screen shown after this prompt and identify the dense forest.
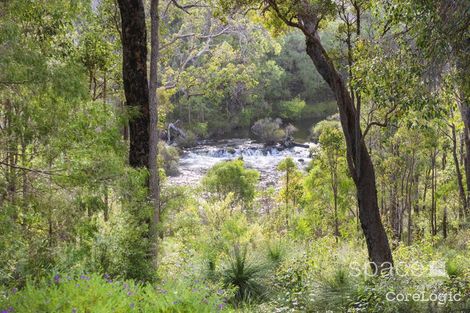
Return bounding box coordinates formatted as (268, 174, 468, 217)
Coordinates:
(0, 0, 469, 312)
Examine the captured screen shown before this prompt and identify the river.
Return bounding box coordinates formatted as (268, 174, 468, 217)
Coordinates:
(167, 138, 316, 187)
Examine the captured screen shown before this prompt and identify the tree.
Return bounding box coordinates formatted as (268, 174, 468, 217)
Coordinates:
(202, 160, 260, 205)
(313, 121, 344, 241)
(219, 0, 393, 271)
(116, 0, 150, 168)
(149, 0, 161, 269)
(277, 157, 302, 228)
(385, 0, 470, 216)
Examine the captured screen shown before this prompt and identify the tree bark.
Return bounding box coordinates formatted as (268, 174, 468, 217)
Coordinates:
(117, 0, 150, 168)
(457, 91, 470, 215)
(442, 204, 447, 239)
(430, 149, 438, 236)
(451, 5, 470, 215)
(296, 11, 393, 271)
(450, 122, 467, 218)
(149, 0, 161, 270)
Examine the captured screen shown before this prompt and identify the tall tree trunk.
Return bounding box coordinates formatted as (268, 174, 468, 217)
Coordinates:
(333, 183, 339, 242)
(5, 99, 17, 206)
(117, 0, 150, 168)
(406, 152, 415, 245)
(149, 0, 161, 270)
(453, 30, 470, 215)
(457, 91, 470, 215)
(103, 185, 109, 222)
(297, 12, 393, 271)
(421, 166, 431, 215)
(431, 149, 438, 236)
(450, 122, 467, 218)
(442, 204, 448, 239)
(285, 169, 289, 228)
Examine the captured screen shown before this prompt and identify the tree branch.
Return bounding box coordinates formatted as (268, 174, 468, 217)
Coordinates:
(363, 103, 399, 138)
(0, 161, 62, 176)
(169, 0, 207, 14)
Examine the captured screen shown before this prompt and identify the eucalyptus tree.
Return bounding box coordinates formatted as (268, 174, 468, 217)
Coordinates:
(313, 120, 345, 241)
(383, 0, 470, 214)
(0, 0, 136, 283)
(218, 0, 393, 271)
(277, 157, 302, 228)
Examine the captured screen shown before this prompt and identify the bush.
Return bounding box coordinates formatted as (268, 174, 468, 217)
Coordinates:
(202, 160, 259, 205)
(192, 122, 209, 138)
(266, 240, 287, 265)
(276, 98, 306, 121)
(221, 246, 268, 305)
(158, 142, 180, 176)
(251, 118, 285, 145)
(0, 273, 229, 313)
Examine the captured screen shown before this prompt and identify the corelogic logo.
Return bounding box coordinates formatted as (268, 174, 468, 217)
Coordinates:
(386, 291, 462, 304)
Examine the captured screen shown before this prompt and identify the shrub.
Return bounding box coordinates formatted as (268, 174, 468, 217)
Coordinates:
(158, 142, 180, 176)
(192, 122, 209, 138)
(202, 160, 259, 205)
(276, 98, 306, 121)
(0, 273, 229, 313)
(221, 245, 267, 305)
(251, 118, 285, 145)
(266, 240, 287, 266)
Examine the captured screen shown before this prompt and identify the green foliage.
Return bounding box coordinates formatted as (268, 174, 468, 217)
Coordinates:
(276, 158, 303, 222)
(221, 246, 268, 305)
(266, 240, 287, 265)
(164, 15, 335, 136)
(0, 274, 228, 313)
(276, 98, 306, 121)
(313, 120, 343, 152)
(202, 160, 259, 205)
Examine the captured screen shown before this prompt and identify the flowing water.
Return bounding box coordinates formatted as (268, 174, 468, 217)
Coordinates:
(168, 138, 316, 187)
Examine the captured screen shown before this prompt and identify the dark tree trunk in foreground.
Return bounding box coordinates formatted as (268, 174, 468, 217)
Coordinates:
(117, 0, 150, 168)
(305, 37, 393, 271)
(283, 2, 394, 272)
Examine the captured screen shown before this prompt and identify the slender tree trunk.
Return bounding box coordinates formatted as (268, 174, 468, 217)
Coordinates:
(455, 37, 470, 216)
(21, 141, 28, 204)
(103, 71, 107, 108)
(149, 0, 161, 270)
(333, 184, 339, 242)
(117, 0, 150, 168)
(398, 166, 407, 241)
(285, 169, 289, 228)
(431, 149, 438, 236)
(442, 204, 447, 239)
(421, 166, 431, 216)
(406, 152, 415, 245)
(5, 99, 17, 206)
(450, 123, 467, 218)
(298, 12, 393, 271)
(103, 185, 109, 222)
